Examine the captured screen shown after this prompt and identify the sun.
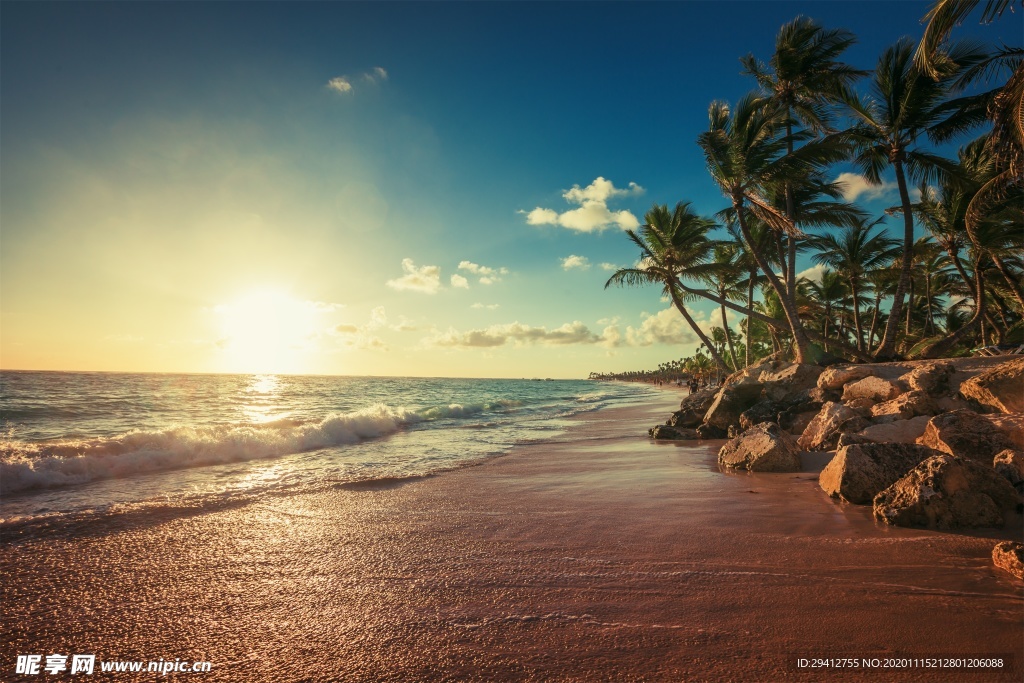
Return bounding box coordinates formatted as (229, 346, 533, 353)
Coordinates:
(216, 288, 320, 374)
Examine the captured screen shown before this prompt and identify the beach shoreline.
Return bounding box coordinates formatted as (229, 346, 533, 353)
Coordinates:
(3, 389, 1022, 681)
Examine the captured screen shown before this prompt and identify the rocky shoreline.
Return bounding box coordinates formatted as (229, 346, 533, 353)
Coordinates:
(649, 355, 1024, 582)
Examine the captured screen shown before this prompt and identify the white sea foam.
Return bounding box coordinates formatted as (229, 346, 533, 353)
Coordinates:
(0, 403, 427, 495)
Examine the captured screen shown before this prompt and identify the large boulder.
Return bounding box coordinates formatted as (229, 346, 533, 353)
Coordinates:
(819, 443, 941, 505)
(798, 402, 872, 451)
(669, 388, 719, 428)
(696, 423, 727, 439)
(818, 365, 872, 391)
(958, 357, 1024, 414)
(760, 364, 824, 402)
(917, 410, 1015, 464)
(992, 541, 1024, 581)
(993, 449, 1024, 494)
(738, 399, 782, 432)
(856, 415, 933, 444)
(703, 381, 764, 430)
(988, 413, 1024, 449)
(870, 390, 938, 421)
(784, 409, 820, 436)
(842, 376, 901, 403)
(902, 361, 955, 396)
(649, 425, 700, 440)
(873, 454, 1021, 530)
(718, 422, 802, 472)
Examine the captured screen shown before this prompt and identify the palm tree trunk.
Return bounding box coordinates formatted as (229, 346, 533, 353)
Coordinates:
(719, 300, 739, 371)
(925, 270, 934, 335)
(875, 158, 913, 359)
(850, 278, 866, 352)
(734, 199, 814, 364)
(992, 256, 1024, 311)
(745, 273, 755, 367)
(905, 275, 915, 336)
(784, 117, 798, 305)
(868, 295, 882, 348)
(667, 282, 728, 372)
(675, 280, 873, 362)
(921, 257, 986, 358)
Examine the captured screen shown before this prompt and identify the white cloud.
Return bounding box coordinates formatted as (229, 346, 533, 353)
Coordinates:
(386, 258, 441, 294)
(797, 264, 826, 284)
(334, 324, 360, 334)
(521, 176, 644, 233)
(328, 67, 388, 93)
(599, 262, 620, 271)
(471, 303, 500, 310)
(426, 320, 613, 348)
(364, 66, 388, 83)
(458, 261, 508, 285)
(835, 172, 897, 202)
(561, 254, 591, 271)
(370, 306, 388, 327)
(326, 76, 353, 94)
(450, 273, 469, 289)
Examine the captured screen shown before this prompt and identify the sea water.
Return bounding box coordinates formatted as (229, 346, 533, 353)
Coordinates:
(0, 372, 653, 531)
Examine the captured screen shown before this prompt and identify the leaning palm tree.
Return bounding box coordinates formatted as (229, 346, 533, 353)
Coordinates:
(706, 243, 745, 371)
(742, 16, 865, 300)
(844, 37, 986, 358)
(916, 1, 1023, 239)
(698, 94, 821, 363)
(605, 203, 729, 371)
(807, 218, 900, 351)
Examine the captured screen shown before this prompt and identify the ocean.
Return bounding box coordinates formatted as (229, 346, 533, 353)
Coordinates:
(0, 371, 653, 533)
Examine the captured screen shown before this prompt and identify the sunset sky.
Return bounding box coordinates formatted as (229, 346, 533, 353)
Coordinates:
(0, 2, 1009, 378)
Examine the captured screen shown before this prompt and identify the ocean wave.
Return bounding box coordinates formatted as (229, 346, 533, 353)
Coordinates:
(0, 401, 515, 496)
(574, 392, 609, 403)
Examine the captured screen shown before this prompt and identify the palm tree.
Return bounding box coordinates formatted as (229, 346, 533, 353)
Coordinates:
(803, 269, 849, 351)
(915, 1, 1023, 239)
(697, 94, 827, 364)
(807, 218, 900, 351)
(605, 203, 730, 371)
(844, 37, 986, 358)
(742, 16, 866, 301)
(707, 244, 745, 371)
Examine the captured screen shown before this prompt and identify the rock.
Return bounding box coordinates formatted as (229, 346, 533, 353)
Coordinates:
(958, 357, 1024, 414)
(760, 364, 824, 402)
(798, 402, 872, 451)
(873, 454, 1021, 530)
(649, 425, 700, 440)
(992, 541, 1024, 581)
(835, 433, 872, 448)
(738, 400, 782, 432)
(856, 415, 933, 444)
(782, 409, 820, 436)
(718, 422, 802, 472)
(807, 386, 841, 404)
(870, 391, 938, 420)
(820, 443, 942, 505)
(935, 396, 973, 413)
(723, 355, 784, 388)
(839, 397, 872, 413)
(817, 365, 872, 391)
(903, 361, 955, 396)
(696, 423, 728, 439)
(993, 449, 1024, 494)
(988, 413, 1024, 449)
(917, 410, 1015, 464)
(671, 388, 720, 428)
(842, 376, 901, 403)
(703, 381, 764, 430)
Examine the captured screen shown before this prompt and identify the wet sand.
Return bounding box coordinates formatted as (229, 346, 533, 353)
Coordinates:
(3, 389, 1022, 681)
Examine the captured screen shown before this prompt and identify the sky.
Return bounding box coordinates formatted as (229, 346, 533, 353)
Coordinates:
(0, 1, 1014, 378)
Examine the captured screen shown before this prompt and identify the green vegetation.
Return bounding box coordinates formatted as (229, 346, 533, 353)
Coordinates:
(598, 1, 1021, 381)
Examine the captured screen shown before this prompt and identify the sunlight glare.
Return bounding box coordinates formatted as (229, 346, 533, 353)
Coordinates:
(217, 289, 319, 374)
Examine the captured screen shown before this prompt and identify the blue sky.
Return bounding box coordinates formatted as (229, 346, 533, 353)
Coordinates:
(1, 1, 1014, 377)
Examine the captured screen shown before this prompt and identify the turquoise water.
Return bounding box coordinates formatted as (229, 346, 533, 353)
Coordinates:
(0, 372, 652, 527)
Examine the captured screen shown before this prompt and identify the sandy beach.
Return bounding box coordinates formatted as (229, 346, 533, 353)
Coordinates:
(3, 388, 1021, 682)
